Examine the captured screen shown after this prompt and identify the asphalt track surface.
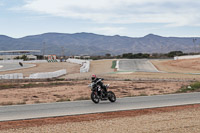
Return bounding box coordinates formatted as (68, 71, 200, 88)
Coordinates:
(0, 92, 200, 122)
(118, 59, 158, 72)
(0, 63, 35, 72)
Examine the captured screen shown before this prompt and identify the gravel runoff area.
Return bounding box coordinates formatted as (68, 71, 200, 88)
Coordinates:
(151, 58, 200, 74)
(0, 104, 200, 132)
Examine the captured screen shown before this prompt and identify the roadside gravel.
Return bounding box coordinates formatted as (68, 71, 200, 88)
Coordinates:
(1, 104, 200, 133)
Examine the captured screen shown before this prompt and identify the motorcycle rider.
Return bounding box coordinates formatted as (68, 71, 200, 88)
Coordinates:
(91, 74, 107, 97)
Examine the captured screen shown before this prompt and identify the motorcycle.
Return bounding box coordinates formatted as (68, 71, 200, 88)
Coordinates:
(89, 80, 116, 104)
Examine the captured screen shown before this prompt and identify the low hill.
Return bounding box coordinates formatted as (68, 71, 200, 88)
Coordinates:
(0, 33, 199, 55)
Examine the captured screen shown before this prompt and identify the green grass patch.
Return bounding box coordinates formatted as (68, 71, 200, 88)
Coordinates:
(49, 82, 65, 86)
(56, 78, 65, 81)
(22, 83, 40, 88)
(124, 79, 131, 81)
(111, 60, 117, 69)
(177, 82, 200, 93)
(0, 84, 17, 90)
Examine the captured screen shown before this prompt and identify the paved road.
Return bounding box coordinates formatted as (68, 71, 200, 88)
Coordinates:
(118, 59, 158, 72)
(0, 92, 200, 122)
(0, 63, 35, 72)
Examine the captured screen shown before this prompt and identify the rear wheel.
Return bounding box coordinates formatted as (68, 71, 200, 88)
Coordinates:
(108, 91, 116, 102)
(91, 92, 99, 104)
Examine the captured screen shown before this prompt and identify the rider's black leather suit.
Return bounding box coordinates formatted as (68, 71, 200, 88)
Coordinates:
(92, 78, 107, 96)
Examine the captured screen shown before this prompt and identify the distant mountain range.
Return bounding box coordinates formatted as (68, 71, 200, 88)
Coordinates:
(0, 32, 199, 56)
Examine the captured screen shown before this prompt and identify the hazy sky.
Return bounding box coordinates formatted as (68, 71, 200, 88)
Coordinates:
(0, 0, 200, 38)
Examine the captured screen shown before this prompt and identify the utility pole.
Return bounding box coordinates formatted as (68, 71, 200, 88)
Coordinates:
(43, 42, 46, 59)
(60, 46, 66, 61)
(193, 38, 197, 53)
(61, 46, 65, 57)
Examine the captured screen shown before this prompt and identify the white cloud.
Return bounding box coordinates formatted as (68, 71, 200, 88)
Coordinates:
(17, 0, 200, 26)
(89, 27, 126, 36)
(0, 2, 4, 6)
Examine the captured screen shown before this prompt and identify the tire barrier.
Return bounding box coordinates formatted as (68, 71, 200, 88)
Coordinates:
(67, 58, 90, 73)
(28, 69, 67, 79)
(0, 73, 23, 79)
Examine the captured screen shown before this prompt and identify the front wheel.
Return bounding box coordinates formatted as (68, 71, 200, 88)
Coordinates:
(91, 92, 99, 104)
(108, 91, 116, 102)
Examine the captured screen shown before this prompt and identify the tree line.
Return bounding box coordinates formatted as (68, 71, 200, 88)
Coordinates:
(90, 51, 196, 60)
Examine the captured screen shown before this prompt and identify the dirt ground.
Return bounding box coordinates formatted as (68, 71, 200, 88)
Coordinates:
(62, 60, 114, 79)
(1, 58, 200, 132)
(1, 104, 200, 132)
(0, 58, 199, 108)
(151, 59, 200, 73)
(1, 59, 200, 80)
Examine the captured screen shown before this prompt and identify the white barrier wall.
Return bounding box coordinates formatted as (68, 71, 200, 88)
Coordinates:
(28, 69, 67, 79)
(67, 58, 90, 73)
(23, 60, 48, 63)
(115, 60, 119, 71)
(174, 55, 200, 60)
(66, 58, 83, 64)
(0, 73, 23, 79)
(80, 61, 90, 73)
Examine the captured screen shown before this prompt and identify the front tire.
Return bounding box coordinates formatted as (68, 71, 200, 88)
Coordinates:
(108, 91, 116, 102)
(91, 92, 99, 104)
